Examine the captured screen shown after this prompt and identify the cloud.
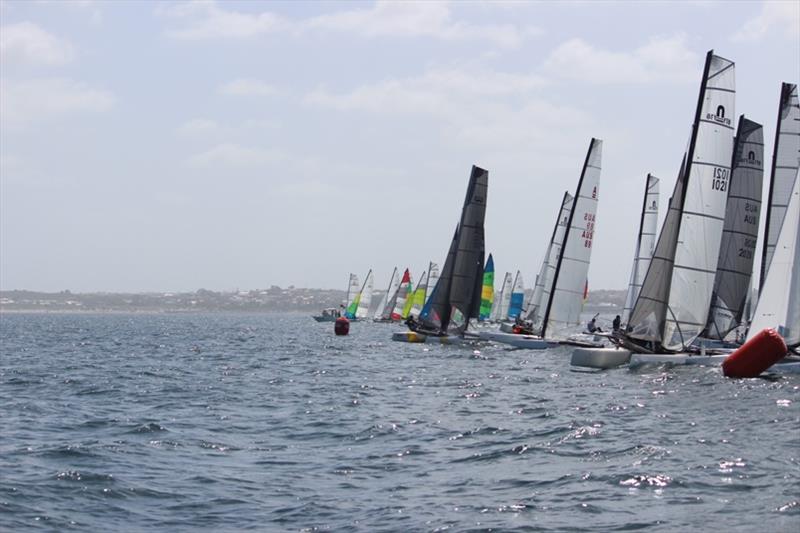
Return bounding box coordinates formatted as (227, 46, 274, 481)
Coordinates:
(0, 78, 114, 125)
(176, 118, 221, 139)
(543, 34, 699, 84)
(0, 21, 74, 66)
(219, 78, 278, 97)
(185, 143, 284, 168)
(158, 0, 539, 48)
(304, 1, 539, 48)
(157, 0, 288, 40)
(733, 0, 800, 41)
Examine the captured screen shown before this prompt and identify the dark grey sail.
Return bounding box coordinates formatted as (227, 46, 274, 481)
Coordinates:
(448, 165, 488, 332)
(703, 116, 764, 340)
(419, 165, 488, 334)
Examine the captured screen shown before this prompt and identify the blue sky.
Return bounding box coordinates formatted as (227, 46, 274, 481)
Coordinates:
(1, 0, 798, 292)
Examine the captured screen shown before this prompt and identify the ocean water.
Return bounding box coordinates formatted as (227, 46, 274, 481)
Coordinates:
(1, 312, 798, 532)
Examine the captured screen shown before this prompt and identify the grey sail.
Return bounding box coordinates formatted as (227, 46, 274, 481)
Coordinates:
(622, 174, 660, 323)
(419, 165, 488, 334)
(761, 83, 800, 290)
(448, 165, 488, 332)
(626, 159, 686, 343)
(625, 50, 736, 352)
(703, 116, 763, 340)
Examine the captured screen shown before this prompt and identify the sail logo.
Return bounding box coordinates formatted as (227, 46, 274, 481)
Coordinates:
(706, 105, 731, 126)
(738, 150, 761, 167)
(648, 200, 657, 211)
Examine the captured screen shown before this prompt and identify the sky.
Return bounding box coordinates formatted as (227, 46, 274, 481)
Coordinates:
(1, 0, 799, 293)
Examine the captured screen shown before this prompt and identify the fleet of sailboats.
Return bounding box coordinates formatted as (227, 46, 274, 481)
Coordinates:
(311, 50, 798, 374)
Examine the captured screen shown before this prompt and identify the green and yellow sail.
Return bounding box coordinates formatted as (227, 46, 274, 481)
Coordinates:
(479, 254, 495, 320)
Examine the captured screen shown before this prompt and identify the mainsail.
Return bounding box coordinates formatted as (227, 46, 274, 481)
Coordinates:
(541, 138, 603, 340)
(408, 269, 429, 318)
(375, 267, 399, 319)
(747, 169, 799, 348)
(761, 83, 800, 290)
(508, 271, 525, 320)
(426, 262, 439, 306)
(490, 272, 513, 322)
(626, 51, 735, 352)
(479, 254, 495, 320)
(345, 273, 360, 311)
(526, 191, 574, 332)
(419, 165, 488, 334)
(703, 116, 764, 339)
(391, 270, 413, 320)
(622, 174, 660, 323)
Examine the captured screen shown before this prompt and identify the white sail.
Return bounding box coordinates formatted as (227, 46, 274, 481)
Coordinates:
(355, 269, 374, 318)
(661, 53, 735, 350)
(762, 83, 800, 289)
(527, 192, 574, 331)
(490, 272, 512, 321)
(374, 267, 399, 319)
(622, 174, 660, 323)
(426, 262, 439, 305)
(346, 273, 360, 308)
(542, 138, 602, 340)
(748, 169, 799, 347)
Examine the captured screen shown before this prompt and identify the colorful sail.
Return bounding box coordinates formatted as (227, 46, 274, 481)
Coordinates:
(508, 270, 525, 319)
(391, 270, 412, 321)
(479, 254, 495, 320)
(355, 269, 373, 318)
(345, 273, 360, 313)
(409, 270, 429, 318)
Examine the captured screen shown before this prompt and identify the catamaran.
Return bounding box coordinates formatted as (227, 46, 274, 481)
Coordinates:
(345, 269, 374, 320)
(393, 165, 488, 343)
(480, 138, 602, 349)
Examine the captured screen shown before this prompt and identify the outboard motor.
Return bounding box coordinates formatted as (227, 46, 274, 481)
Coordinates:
(334, 317, 350, 336)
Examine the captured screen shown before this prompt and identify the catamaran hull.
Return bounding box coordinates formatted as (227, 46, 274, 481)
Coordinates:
(312, 315, 337, 322)
(391, 331, 467, 344)
(629, 353, 800, 374)
(477, 331, 554, 349)
(570, 347, 632, 369)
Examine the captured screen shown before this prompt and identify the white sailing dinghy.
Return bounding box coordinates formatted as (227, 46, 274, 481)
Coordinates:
(480, 138, 602, 349)
(393, 165, 488, 344)
(615, 50, 737, 367)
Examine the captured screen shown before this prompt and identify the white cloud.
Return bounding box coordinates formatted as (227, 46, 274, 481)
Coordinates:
(733, 0, 800, 41)
(185, 143, 284, 168)
(543, 34, 699, 84)
(157, 0, 288, 40)
(219, 78, 278, 97)
(0, 78, 114, 125)
(0, 21, 74, 66)
(158, 0, 538, 48)
(176, 118, 221, 139)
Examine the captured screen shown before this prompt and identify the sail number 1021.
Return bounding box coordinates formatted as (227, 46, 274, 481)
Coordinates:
(711, 167, 729, 192)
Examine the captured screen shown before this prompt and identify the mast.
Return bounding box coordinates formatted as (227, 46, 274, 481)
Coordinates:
(542, 137, 602, 339)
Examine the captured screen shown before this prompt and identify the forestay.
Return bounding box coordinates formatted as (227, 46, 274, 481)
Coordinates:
(704, 117, 763, 340)
(761, 83, 800, 290)
(542, 137, 602, 340)
(622, 174, 659, 323)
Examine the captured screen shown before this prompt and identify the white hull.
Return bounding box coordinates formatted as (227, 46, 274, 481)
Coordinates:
(628, 353, 800, 374)
(477, 331, 554, 349)
(570, 347, 631, 369)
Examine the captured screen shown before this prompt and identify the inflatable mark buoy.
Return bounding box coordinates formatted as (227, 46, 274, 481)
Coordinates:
(334, 317, 350, 336)
(722, 328, 787, 378)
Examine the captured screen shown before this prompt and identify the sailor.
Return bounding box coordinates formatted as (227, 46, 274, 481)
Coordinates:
(612, 315, 621, 332)
(588, 315, 603, 333)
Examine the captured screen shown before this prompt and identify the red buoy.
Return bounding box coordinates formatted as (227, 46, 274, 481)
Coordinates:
(722, 328, 787, 378)
(334, 317, 350, 336)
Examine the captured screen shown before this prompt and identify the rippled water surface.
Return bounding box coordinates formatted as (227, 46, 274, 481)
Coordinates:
(1, 312, 799, 531)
